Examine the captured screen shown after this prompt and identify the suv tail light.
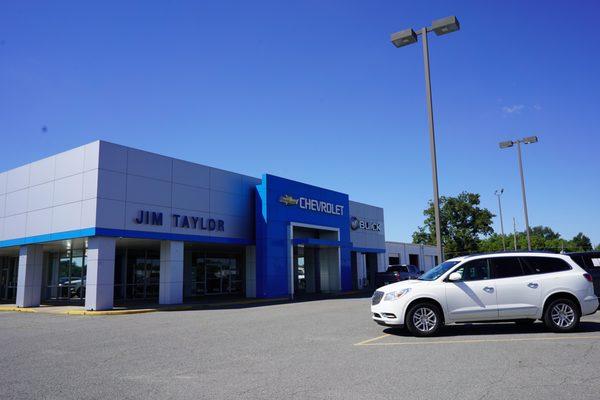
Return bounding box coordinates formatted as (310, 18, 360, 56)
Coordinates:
(583, 273, 593, 283)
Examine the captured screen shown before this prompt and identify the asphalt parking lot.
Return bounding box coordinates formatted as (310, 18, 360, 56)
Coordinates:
(2, 297, 600, 400)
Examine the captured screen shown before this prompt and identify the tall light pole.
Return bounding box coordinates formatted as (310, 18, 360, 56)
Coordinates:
(494, 189, 506, 251)
(512, 217, 518, 250)
(499, 136, 539, 251)
(391, 16, 460, 261)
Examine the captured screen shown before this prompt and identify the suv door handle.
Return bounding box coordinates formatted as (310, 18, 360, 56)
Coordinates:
(527, 282, 539, 289)
(483, 286, 494, 293)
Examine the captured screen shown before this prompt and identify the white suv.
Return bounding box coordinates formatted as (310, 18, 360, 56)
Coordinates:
(371, 252, 599, 336)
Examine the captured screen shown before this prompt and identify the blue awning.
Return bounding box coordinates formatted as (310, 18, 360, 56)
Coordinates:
(351, 246, 386, 254)
(291, 238, 352, 248)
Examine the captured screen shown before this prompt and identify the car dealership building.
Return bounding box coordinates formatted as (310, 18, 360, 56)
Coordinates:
(0, 141, 386, 310)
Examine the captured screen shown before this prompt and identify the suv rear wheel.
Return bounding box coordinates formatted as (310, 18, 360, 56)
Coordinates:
(406, 302, 443, 337)
(544, 298, 580, 333)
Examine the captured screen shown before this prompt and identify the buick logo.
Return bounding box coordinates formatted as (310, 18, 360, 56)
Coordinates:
(351, 216, 382, 232)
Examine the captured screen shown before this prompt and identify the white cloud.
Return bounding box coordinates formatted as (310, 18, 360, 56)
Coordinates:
(533, 104, 542, 111)
(502, 104, 525, 114)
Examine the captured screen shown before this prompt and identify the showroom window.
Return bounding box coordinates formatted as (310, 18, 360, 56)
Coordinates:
(44, 249, 87, 303)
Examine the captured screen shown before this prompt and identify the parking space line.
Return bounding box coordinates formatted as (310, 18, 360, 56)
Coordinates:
(355, 334, 600, 346)
(354, 334, 390, 346)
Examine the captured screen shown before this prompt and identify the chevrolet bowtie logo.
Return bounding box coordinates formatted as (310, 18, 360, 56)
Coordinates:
(279, 195, 299, 206)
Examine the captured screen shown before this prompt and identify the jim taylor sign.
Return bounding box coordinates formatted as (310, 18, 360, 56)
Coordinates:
(134, 210, 225, 232)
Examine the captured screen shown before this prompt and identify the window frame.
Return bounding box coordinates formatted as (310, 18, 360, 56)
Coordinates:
(489, 256, 526, 279)
(445, 258, 492, 282)
(519, 256, 572, 275)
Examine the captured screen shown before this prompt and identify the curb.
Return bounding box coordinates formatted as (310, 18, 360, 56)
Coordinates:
(0, 306, 38, 313)
(65, 305, 196, 316)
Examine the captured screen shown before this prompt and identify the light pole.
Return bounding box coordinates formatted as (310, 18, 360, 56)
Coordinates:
(494, 189, 506, 251)
(512, 217, 518, 250)
(391, 16, 460, 261)
(499, 136, 539, 251)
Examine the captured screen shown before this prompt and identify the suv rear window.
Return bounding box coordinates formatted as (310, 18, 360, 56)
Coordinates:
(520, 257, 571, 274)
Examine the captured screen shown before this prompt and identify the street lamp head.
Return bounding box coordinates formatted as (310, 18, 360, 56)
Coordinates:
(495, 188, 504, 196)
(431, 16, 460, 36)
(499, 140, 514, 149)
(390, 28, 418, 48)
(523, 136, 539, 144)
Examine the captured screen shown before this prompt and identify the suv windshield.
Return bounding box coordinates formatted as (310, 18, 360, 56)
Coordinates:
(418, 261, 460, 281)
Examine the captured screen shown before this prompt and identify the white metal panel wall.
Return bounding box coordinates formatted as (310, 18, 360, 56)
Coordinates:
(95, 141, 260, 241)
(348, 200, 385, 250)
(0, 142, 100, 242)
(385, 241, 440, 272)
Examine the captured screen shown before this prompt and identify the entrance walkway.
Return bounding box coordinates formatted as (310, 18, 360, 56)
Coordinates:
(0, 297, 288, 315)
(0, 290, 370, 316)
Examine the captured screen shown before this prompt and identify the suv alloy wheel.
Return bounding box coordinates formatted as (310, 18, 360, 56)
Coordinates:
(544, 298, 580, 333)
(406, 302, 443, 337)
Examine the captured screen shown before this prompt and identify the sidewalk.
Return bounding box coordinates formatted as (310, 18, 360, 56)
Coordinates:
(0, 290, 369, 316)
(0, 297, 288, 316)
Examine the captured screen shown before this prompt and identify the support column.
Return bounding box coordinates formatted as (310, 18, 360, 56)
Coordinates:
(356, 252, 366, 290)
(16, 245, 44, 307)
(159, 241, 183, 305)
(377, 252, 386, 273)
(85, 236, 116, 311)
(245, 246, 256, 298)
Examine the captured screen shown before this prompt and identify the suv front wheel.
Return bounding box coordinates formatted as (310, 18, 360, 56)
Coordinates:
(406, 302, 443, 337)
(544, 298, 580, 333)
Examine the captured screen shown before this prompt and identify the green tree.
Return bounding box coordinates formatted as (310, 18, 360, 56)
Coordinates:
(479, 225, 561, 252)
(412, 192, 495, 257)
(479, 226, 597, 253)
(478, 233, 508, 253)
(530, 226, 561, 241)
(571, 232, 592, 251)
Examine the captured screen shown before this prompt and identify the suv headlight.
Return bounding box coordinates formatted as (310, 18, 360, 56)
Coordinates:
(383, 288, 411, 301)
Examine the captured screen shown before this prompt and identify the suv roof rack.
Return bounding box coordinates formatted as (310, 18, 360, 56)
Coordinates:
(460, 249, 559, 259)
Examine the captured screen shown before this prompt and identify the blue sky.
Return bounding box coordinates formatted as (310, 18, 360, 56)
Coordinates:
(1, 1, 599, 246)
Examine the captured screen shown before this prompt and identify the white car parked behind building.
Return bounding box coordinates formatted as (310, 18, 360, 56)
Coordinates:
(371, 252, 599, 336)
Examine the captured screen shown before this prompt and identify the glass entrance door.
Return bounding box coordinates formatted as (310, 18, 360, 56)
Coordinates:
(294, 246, 306, 294)
(44, 249, 86, 303)
(120, 249, 160, 300)
(0, 269, 6, 300)
(0, 256, 17, 301)
(205, 261, 222, 294)
(293, 246, 320, 294)
(187, 252, 243, 297)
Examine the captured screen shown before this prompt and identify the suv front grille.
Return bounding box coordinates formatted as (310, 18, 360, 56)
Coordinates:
(372, 291, 384, 305)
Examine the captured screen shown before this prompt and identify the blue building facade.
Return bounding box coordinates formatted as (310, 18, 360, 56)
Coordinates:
(255, 174, 355, 298)
(0, 141, 386, 309)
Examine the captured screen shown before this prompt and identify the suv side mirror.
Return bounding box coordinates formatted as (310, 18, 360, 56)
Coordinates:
(448, 272, 462, 282)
